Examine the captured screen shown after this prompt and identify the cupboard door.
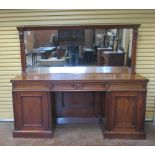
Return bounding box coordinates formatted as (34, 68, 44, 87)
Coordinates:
(107, 91, 145, 132)
(15, 91, 51, 131)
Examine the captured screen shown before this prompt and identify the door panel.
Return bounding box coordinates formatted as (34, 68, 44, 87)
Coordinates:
(107, 91, 145, 132)
(16, 91, 50, 130)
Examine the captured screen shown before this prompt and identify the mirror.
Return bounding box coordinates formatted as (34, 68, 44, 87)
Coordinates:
(17, 25, 140, 73)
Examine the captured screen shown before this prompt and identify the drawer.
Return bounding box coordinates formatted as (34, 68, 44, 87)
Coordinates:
(82, 83, 106, 90)
(51, 82, 106, 91)
(51, 83, 75, 90)
(108, 83, 146, 91)
(13, 82, 50, 91)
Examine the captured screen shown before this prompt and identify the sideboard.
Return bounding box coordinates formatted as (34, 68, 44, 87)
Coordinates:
(11, 67, 148, 139)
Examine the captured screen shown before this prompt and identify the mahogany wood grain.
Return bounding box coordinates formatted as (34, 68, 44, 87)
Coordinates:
(17, 24, 140, 31)
(11, 67, 148, 139)
(13, 91, 53, 138)
(11, 67, 148, 82)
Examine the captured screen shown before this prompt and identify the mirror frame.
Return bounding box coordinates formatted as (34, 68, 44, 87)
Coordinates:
(17, 24, 140, 73)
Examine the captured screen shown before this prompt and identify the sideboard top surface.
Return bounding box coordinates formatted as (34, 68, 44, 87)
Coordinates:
(11, 67, 148, 83)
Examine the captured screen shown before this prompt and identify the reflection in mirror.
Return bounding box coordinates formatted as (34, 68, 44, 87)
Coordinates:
(24, 28, 133, 70)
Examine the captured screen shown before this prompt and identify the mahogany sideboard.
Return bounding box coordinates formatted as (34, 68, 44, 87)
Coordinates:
(11, 67, 149, 139)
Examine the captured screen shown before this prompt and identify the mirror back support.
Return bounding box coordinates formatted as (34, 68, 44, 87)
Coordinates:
(17, 24, 140, 73)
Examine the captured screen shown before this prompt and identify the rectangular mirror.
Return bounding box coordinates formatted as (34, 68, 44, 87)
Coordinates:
(17, 25, 140, 73)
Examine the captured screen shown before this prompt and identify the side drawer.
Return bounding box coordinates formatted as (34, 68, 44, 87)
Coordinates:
(13, 82, 50, 91)
(108, 83, 147, 91)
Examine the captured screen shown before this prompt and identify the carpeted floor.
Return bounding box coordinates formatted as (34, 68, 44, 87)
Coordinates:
(0, 122, 155, 146)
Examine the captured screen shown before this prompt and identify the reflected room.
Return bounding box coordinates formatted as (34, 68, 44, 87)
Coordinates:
(24, 28, 133, 70)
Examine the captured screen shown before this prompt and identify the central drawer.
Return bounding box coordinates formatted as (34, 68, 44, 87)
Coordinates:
(51, 83, 75, 90)
(82, 83, 106, 90)
(51, 82, 106, 91)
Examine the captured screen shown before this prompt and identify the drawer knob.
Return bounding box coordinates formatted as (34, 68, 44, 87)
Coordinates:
(75, 83, 82, 89)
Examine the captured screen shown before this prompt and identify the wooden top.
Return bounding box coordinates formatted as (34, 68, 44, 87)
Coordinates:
(26, 66, 130, 74)
(11, 67, 148, 83)
(17, 24, 140, 31)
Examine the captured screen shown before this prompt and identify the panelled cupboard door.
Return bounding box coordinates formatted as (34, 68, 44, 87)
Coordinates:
(14, 91, 51, 131)
(107, 91, 146, 132)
